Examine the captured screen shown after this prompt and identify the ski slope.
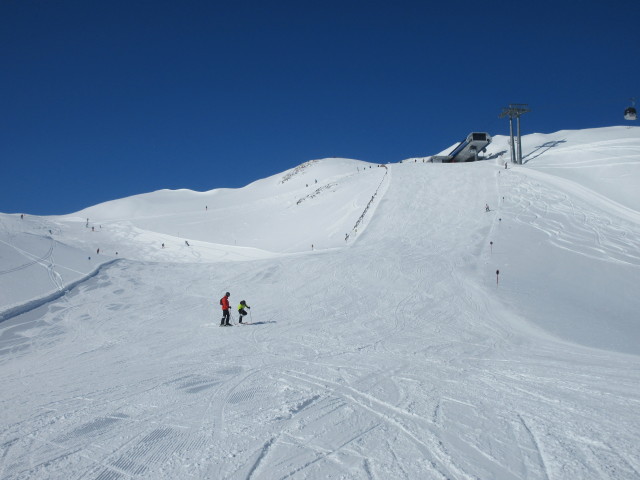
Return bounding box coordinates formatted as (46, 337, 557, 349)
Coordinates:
(1, 127, 640, 479)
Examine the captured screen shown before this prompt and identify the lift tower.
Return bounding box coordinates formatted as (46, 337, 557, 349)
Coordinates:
(499, 104, 530, 164)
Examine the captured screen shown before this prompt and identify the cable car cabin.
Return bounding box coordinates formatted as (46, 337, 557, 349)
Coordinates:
(624, 106, 637, 121)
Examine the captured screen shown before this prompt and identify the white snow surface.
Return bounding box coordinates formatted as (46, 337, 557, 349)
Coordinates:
(1, 127, 640, 479)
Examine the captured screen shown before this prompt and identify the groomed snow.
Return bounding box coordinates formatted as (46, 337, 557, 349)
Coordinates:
(1, 127, 639, 479)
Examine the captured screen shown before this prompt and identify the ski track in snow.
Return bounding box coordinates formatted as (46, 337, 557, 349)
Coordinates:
(1, 141, 640, 479)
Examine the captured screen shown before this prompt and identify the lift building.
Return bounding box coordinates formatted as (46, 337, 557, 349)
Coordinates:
(432, 132, 492, 163)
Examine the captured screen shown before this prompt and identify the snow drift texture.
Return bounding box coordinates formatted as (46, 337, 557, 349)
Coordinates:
(1, 126, 639, 479)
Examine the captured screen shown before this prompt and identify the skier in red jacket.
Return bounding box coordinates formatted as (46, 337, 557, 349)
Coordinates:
(220, 292, 231, 326)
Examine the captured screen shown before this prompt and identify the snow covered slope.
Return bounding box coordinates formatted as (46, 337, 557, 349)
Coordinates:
(487, 126, 640, 214)
(68, 158, 388, 253)
(0, 214, 116, 317)
(1, 127, 639, 479)
(1, 158, 387, 314)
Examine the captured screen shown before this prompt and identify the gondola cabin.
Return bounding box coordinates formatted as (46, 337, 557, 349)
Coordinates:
(625, 99, 637, 121)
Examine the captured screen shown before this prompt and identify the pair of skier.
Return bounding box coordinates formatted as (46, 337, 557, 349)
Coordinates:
(219, 292, 250, 326)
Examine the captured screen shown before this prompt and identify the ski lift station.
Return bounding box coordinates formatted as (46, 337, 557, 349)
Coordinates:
(431, 132, 492, 163)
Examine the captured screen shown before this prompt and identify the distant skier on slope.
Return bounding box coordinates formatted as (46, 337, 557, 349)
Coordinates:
(237, 300, 251, 324)
(220, 292, 231, 326)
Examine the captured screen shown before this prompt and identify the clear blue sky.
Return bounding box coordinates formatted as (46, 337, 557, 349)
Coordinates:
(2, 0, 639, 215)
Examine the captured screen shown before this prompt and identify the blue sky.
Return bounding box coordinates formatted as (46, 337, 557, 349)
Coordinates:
(2, 0, 639, 215)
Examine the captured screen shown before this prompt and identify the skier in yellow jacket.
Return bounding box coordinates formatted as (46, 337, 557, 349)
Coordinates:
(237, 300, 251, 324)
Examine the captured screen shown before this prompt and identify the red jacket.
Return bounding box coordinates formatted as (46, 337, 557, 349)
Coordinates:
(220, 296, 230, 310)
